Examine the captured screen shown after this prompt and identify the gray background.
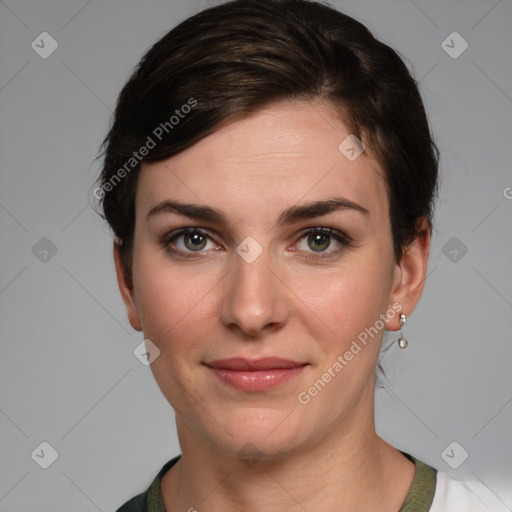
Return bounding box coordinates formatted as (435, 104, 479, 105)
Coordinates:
(1, 0, 511, 510)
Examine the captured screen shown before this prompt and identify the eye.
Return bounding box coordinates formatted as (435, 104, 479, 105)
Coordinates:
(295, 227, 352, 257)
(164, 228, 219, 255)
(161, 226, 352, 259)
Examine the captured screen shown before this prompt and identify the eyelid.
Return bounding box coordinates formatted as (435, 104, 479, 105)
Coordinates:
(297, 226, 352, 244)
(164, 226, 218, 241)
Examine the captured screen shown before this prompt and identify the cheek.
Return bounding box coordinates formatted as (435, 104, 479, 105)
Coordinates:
(133, 262, 218, 405)
(291, 254, 393, 338)
(131, 239, 224, 364)
(135, 266, 213, 342)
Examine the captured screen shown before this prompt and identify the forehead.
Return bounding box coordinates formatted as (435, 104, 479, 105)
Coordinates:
(136, 100, 388, 221)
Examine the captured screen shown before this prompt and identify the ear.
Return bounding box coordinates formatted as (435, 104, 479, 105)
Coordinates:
(113, 241, 142, 332)
(387, 218, 431, 330)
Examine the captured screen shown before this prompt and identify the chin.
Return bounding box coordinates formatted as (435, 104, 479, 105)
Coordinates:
(203, 405, 309, 462)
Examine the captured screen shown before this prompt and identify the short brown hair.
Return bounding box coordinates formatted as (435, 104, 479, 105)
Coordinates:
(97, 0, 439, 281)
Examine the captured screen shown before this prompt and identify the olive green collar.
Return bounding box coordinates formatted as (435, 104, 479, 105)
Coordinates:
(125, 451, 437, 512)
(398, 451, 437, 511)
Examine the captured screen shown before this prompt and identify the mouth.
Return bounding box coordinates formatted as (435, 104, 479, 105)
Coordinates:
(204, 357, 308, 391)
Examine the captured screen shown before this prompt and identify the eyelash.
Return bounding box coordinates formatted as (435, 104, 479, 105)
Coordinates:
(161, 227, 353, 260)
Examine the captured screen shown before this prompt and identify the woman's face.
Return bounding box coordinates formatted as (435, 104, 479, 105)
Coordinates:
(116, 100, 427, 460)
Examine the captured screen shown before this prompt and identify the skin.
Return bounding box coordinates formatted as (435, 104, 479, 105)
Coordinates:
(114, 100, 430, 511)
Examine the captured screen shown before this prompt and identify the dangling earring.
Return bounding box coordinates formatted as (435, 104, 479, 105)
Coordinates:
(397, 313, 408, 349)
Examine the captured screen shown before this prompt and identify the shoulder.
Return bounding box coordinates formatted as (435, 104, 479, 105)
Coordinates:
(116, 491, 147, 512)
(115, 455, 181, 512)
(430, 470, 510, 512)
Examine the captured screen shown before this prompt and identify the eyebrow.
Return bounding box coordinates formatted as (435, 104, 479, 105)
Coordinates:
(146, 197, 370, 226)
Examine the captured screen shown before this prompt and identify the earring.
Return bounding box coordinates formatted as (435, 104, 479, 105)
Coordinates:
(397, 313, 408, 349)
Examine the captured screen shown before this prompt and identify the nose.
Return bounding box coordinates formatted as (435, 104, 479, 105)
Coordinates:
(220, 249, 290, 337)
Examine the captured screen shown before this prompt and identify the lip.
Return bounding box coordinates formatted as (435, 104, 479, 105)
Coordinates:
(206, 357, 305, 371)
(204, 357, 308, 391)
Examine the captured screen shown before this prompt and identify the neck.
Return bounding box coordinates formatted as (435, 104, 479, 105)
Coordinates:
(161, 387, 415, 512)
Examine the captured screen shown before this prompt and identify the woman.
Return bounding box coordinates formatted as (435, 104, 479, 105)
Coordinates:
(97, 1, 507, 510)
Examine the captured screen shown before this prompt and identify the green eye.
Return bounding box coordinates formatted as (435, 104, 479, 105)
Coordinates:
(296, 227, 352, 258)
(165, 228, 215, 255)
(307, 232, 331, 252)
(162, 226, 352, 260)
(183, 231, 208, 251)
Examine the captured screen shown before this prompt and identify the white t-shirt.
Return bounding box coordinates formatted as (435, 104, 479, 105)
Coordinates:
(430, 471, 511, 512)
